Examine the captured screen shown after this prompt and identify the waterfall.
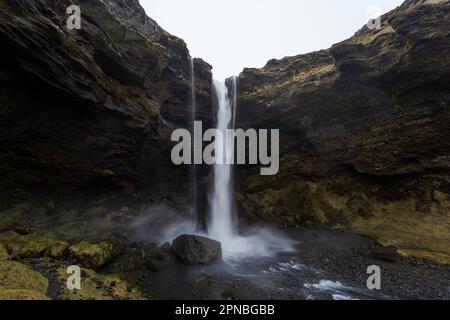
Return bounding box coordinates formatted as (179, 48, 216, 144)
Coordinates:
(190, 57, 198, 224)
(208, 79, 237, 245)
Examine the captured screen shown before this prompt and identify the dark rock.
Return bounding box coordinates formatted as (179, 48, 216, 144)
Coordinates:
(0, 0, 213, 198)
(358, 245, 402, 263)
(160, 242, 172, 253)
(144, 257, 167, 272)
(236, 0, 450, 229)
(171, 235, 222, 265)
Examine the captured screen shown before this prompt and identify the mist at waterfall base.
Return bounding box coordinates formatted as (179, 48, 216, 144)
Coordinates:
(127, 75, 391, 300)
(205, 79, 296, 259)
(158, 72, 296, 260)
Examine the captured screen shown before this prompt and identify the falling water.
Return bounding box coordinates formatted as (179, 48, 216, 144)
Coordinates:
(207, 77, 296, 259)
(190, 57, 198, 224)
(208, 79, 236, 244)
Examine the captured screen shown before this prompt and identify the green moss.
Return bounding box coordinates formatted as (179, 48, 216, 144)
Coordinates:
(222, 287, 239, 300)
(0, 260, 49, 296)
(56, 265, 143, 300)
(134, 96, 158, 117)
(0, 228, 69, 260)
(238, 176, 340, 226)
(62, 37, 84, 57)
(82, 1, 127, 44)
(69, 240, 122, 270)
(0, 243, 8, 259)
(0, 204, 32, 230)
(345, 199, 450, 265)
(0, 288, 49, 300)
(54, 220, 111, 242)
(92, 63, 127, 100)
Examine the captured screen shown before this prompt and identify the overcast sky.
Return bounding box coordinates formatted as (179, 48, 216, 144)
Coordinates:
(140, 0, 404, 80)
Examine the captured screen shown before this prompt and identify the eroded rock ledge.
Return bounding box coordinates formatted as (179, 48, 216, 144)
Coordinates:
(0, 0, 213, 201)
(236, 0, 450, 263)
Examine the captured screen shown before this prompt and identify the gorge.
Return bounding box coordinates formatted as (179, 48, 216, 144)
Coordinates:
(0, 0, 449, 300)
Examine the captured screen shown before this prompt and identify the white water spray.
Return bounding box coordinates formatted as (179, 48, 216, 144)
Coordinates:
(190, 57, 198, 224)
(208, 78, 296, 259)
(208, 80, 236, 244)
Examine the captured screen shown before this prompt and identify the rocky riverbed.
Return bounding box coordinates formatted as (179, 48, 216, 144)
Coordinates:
(0, 190, 448, 300)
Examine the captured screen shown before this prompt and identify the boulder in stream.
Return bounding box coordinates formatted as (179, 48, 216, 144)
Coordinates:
(172, 235, 222, 265)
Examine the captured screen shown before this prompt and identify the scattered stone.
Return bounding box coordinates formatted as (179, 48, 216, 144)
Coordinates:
(143, 243, 168, 272)
(171, 235, 222, 265)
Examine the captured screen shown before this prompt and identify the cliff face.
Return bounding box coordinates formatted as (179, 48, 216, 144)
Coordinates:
(0, 0, 212, 198)
(236, 0, 450, 263)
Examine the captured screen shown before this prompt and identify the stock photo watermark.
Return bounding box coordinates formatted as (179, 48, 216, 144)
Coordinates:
(367, 265, 382, 290)
(66, 5, 81, 30)
(366, 5, 382, 30)
(66, 265, 81, 291)
(171, 121, 280, 176)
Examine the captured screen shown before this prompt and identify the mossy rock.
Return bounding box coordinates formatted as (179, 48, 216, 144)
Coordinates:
(0, 204, 32, 230)
(0, 289, 49, 300)
(346, 198, 450, 265)
(346, 193, 375, 218)
(0, 243, 8, 259)
(0, 229, 68, 260)
(0, 260, 49, 297)
(69, 240, 122, 270)
(56, 265, 143, 300)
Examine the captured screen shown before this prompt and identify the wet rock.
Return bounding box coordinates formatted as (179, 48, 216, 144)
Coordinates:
(143, 243, 168, 272)
(172, 235, 222, 265)
(69, 240, 122, 270)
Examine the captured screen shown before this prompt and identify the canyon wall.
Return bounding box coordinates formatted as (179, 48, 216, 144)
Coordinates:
(236, 0, 450, 263)
(0, 0, 213, 202)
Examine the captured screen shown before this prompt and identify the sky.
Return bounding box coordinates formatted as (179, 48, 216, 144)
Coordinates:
(140, 0, 404, 80)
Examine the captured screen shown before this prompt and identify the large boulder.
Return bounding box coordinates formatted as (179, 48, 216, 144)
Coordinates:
(171, 235, 222, 265)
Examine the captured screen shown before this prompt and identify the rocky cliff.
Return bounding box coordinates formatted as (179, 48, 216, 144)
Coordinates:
(236, 0, 450, 263)
(0, 0, 212, 202)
